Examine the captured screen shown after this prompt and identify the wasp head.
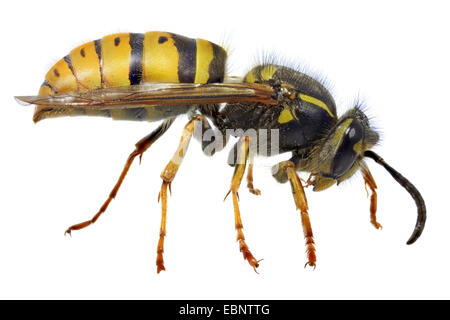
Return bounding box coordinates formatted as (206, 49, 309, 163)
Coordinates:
(313, 107, 379, 191)
(310, 106, 426, 244)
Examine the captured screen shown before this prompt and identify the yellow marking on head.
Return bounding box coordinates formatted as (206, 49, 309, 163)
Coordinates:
(331, 118, 353, 147)
(260, 65, 277, 81)
(195, 38, 214, 83)
(299, 93, 335, 118)
(101, 33, 131, 87)
(313, 176, 336, 191)
(44, 58, 78, 93)
(353, 139, 364, 153)
(319, 118, 353, 175)
(143, 31, 179, 83)
(278, 108, 295, 124)
(69, 41, 102, 91)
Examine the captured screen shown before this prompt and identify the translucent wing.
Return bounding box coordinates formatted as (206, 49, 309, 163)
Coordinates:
(15, 82, 276, 109)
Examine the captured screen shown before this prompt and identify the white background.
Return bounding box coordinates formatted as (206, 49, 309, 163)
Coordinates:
(1, 0, 448, 299)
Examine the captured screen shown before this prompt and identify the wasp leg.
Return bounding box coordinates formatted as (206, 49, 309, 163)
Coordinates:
(230, 139, 260, 195)
(279, 161, 316, 268)
(156, 116, 204, 273)
(157, 181, 169, 273)
(361, 164, 382, 229)
(64, 119, 174, 236)
(224, 137, 261, 272)
(247, 163, 261, 196)
(246, 138, 260, 195)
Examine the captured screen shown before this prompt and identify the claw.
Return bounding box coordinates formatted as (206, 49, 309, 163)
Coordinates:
(371, 221, 383, 230)
(63, 219, 94, 236)
(251, 259, 264, 273)
(157, 265, 166, 273)
(239, 239, 261, 273)
(249, 188, 261, 196)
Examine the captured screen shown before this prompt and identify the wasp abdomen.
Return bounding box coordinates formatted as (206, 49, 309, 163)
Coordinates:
(35, 31, 227, 122)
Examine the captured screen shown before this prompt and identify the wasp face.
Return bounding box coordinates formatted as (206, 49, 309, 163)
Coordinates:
(313, 107, 379, 191)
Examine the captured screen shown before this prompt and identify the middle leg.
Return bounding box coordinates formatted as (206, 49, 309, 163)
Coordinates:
(246, 163, 261, 196)
(225, 136, 261, 272)
(279, 161, 316, 268)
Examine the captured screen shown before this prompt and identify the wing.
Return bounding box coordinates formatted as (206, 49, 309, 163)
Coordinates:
(16, 82, 277, 109)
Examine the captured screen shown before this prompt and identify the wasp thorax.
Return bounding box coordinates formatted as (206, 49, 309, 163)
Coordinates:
(313, 107, 379, 191)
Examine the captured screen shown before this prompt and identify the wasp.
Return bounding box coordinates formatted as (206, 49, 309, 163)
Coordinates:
(16, 31, 426, 273)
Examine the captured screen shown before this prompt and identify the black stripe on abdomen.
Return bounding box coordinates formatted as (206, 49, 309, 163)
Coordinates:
(129, 33, 144, 85)
(94, 39, 104, 87)
(171, 33, 197, 83)
(63, 54, 80, 90)
(63, 55, 76, 77)
(41, 80, 58, 94)
(208, 44, 227, 83)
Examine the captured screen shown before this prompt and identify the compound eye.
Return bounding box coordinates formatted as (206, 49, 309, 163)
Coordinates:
(331, 120, 364, 178)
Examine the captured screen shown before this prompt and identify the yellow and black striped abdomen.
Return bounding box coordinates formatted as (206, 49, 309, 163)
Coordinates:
(36, 31, 227, 122)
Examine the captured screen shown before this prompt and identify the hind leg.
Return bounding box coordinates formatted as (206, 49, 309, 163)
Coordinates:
(156, 115, 207, 273)
(64, 119, 174, 235)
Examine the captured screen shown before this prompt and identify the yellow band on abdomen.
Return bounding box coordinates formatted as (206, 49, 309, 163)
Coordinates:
(195, 38, 214, 83)
(101, 33, 132, 87)
(69, 41, 102, 90)
(143, 32, 179, 83)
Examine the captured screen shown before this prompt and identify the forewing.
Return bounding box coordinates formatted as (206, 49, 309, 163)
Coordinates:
(15, 82, 276, 109)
